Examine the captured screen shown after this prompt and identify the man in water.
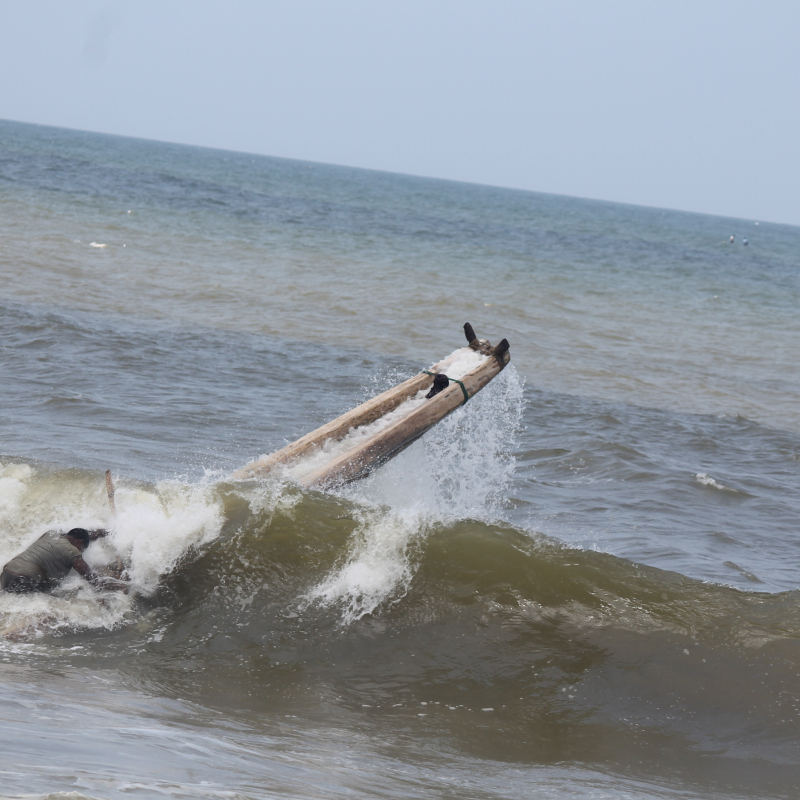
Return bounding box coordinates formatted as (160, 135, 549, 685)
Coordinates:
(1, 528, 128, 593)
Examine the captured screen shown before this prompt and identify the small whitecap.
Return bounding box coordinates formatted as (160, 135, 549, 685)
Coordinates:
(694, 473, 736, 492)
(89, 242, 107, 248)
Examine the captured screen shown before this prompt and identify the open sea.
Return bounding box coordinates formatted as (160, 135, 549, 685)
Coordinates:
(1, 118, 799, 799)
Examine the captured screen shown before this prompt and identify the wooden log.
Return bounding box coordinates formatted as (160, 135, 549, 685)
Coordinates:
(298, 347, 510, 489)
(232, 370, 437, 480)
(105, 469, 116, 515)
(232, 323, 511, 486)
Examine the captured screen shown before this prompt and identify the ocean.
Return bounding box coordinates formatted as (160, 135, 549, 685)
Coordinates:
(1, 118, 799, 799)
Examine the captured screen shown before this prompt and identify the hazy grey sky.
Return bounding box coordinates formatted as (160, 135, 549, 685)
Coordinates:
(1, 1, 798, 225)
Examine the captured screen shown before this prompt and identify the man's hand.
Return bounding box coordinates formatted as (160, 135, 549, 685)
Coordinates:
(72, 557, 130, 592)
(88, 529, 110, 541)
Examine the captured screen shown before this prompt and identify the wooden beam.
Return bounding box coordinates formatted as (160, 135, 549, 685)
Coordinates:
(232, 370, 436, 480)
(298, 348, 509, 489)
(232, 324, 511, 485)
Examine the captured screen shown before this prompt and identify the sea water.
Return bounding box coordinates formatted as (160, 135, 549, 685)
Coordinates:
(1, 118, 799, 799)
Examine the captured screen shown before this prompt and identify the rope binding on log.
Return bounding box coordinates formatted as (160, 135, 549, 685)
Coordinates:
(423, 371, 470, 404)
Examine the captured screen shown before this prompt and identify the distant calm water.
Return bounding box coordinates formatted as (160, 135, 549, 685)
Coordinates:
(1, 118, 799, 799)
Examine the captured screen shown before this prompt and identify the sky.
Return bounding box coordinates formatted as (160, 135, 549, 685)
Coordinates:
(1, 0, 798, 226)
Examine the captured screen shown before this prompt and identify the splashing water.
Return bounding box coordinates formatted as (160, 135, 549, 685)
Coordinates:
(2, 363, 523, 634)
(305, 507, 423, 622)
(0, 464, 224, 638)
(109, 479, 223, 592)
(305, 365, 525, 622)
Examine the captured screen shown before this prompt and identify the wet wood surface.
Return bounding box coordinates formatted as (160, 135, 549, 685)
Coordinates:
(300, 348, 509, 488)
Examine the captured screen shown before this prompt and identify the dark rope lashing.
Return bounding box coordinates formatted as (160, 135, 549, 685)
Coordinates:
(423, 371, 470, 404)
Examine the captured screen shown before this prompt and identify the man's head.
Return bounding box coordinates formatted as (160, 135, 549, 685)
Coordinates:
(65, 528, 91, 549)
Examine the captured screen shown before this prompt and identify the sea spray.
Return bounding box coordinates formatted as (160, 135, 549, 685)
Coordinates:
(110, 478, 224, 592)
(305, 365, 525, 621)
(0, 465, 225, 636)
(0, 463, 33, 524)
(239, 472, 304, 522)
(304, 507, 422, 622)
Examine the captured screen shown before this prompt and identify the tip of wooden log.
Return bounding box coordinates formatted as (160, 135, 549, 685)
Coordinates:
(493, 338, 510, 367)
(463, 322, 477, 345)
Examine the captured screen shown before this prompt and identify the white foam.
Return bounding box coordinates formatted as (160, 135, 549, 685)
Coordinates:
(110, 479, 223, 593)
(694, 473, 736, 492)
(306, 508, 419, 622)
(1, 467, 224, 639)
(0, 463, 34, 523)
(239, 476, 302, 521)
(305, 364, 525, 623)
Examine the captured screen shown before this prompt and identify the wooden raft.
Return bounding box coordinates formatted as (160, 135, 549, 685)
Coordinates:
(232, 323, 510, 488)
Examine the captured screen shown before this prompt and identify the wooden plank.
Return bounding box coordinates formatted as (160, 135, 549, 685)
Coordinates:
(298, 348, 509, 488)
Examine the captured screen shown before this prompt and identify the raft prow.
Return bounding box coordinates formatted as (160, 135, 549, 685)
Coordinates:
(232, 324, 510, 488)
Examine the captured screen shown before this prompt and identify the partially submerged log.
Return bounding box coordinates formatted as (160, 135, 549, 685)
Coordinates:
(232, 324, 511, 488)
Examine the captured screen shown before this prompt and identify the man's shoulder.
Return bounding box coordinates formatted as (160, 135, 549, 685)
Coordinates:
(45, 531, 82, 561)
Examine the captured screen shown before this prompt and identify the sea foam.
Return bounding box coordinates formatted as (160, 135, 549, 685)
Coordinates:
(0, 464, 224, 639)
(305, 363, 525, 623)
(694, 472, 737, 492)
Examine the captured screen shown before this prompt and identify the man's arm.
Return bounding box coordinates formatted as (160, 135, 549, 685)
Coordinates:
(72, 557, 128, 592)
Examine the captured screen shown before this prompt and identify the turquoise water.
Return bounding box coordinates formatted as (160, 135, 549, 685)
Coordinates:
(1, 119, 800, 799)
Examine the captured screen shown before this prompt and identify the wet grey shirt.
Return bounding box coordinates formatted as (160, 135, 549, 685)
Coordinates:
(3, 531, 82, 584)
